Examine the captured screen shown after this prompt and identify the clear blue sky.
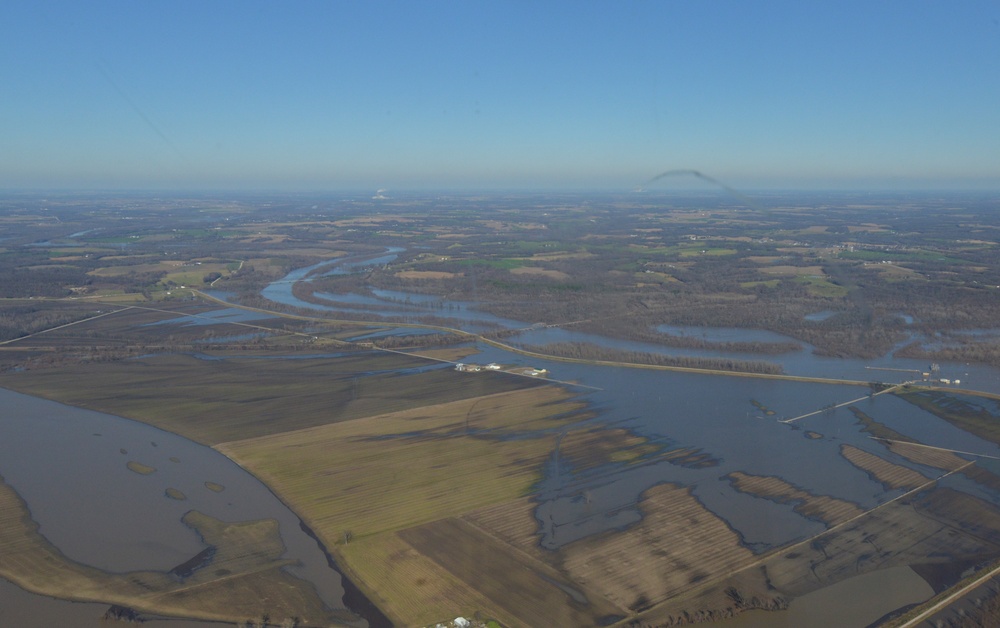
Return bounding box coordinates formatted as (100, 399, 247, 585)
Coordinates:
(3, 1, 999, 191)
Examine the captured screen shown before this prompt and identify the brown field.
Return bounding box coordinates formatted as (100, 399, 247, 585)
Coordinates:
(395, 270, 461, 279)
(636, 482, 1000, 626)
(884, 441, 969, 472)
(760, 265, 826, 276)
(873, 263, 920, 278)
(727, 472, 864, 526)
(215, 385, 602, 625)
(509, 266, 571, 280)
(530, 252, 595, 261)
(0, 351, 543, 445)
(88, 261, 198, 276)
(916, 488, 1000, 547)
(336, 531, 503, 627)
(401, 517, 622, 627)
(841, 444, 931, 489)
(216, 386, 587, 541)
(562, 483, 756, 613)
(462, 497, 550, 565)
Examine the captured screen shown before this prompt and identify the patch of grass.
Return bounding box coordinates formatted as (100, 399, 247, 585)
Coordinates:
(218, 385, 596, 626)
(337, 532, 501, 627)
(455, 258, 525, 270)
(217, 386, 586, 541)
(401, 518, 620, 626)
(795, 275, 850, 298)
(127, 461, 156, 475)
(897, 390, 1000, 445)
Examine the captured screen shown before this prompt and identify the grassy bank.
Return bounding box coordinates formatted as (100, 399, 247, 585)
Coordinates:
(0, 474, 346, 626)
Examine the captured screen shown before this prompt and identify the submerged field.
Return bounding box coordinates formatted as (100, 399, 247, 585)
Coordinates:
(4, 193, 1000, 626)
(11, 319, 1000, 627)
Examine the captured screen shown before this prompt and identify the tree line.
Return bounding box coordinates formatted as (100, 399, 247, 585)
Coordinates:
(518, 341, 783, 375)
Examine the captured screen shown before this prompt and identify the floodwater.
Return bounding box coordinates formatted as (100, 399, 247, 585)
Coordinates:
(0, 388, 357, 623)
(254, 252, 1000, 624)
(257, 249, 1000, 393)
(0, 578, 222, 628)
(712, 565, 933, 628)
(469, 346, 1000, 547)
(255, 253, 1000, 550)
(255, 247, 526, 331)
(7, 250, 1000, 626)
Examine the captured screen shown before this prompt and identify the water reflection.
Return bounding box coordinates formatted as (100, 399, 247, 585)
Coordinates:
(0, 388, 349, 611)
(259, 251, 1000, 393)
(250, 254, 1000, 555)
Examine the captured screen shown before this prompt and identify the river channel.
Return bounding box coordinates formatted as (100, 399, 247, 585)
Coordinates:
(250, 248, 1000, 394)
(5, 248, 1000, 626)
(252, 249, 1000, 550)
(249, 249, 1000, 623)
(0, 386, 365, 626)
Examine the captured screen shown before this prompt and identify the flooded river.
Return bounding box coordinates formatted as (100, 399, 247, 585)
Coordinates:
(0, 387, 356, 624)
(255, 248, 1000, 394)
(252, 251, 1000, 624)
(255, 252, 1000, 543)
(5, 249, 1000, 626)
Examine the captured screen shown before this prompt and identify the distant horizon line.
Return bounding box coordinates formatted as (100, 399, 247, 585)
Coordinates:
(2, 186, 999, 198)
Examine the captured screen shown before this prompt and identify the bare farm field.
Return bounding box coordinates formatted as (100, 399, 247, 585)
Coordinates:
(0, 351, 544, 446)
(217, 385, 596, 625)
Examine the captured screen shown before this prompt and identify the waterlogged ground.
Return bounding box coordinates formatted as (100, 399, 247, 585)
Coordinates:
(249, 254, 1000, 624)
(259, 249, 998, 392)
(0, 388, 359, 624)
(247, 253, 1000, 548)
(4, 252, 1000, 626)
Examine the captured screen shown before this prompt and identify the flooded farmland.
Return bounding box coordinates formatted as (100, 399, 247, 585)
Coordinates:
(0, 387, 371, 626)
(4, 250, 1000, 626)
(247, 253, 1000, 624)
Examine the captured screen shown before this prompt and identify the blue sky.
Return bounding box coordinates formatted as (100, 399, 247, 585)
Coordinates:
(3, 1, 999, 191)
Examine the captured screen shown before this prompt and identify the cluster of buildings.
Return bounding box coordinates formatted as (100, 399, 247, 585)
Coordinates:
(454, 362, 549, 377)
(454, 362, 501, 372)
